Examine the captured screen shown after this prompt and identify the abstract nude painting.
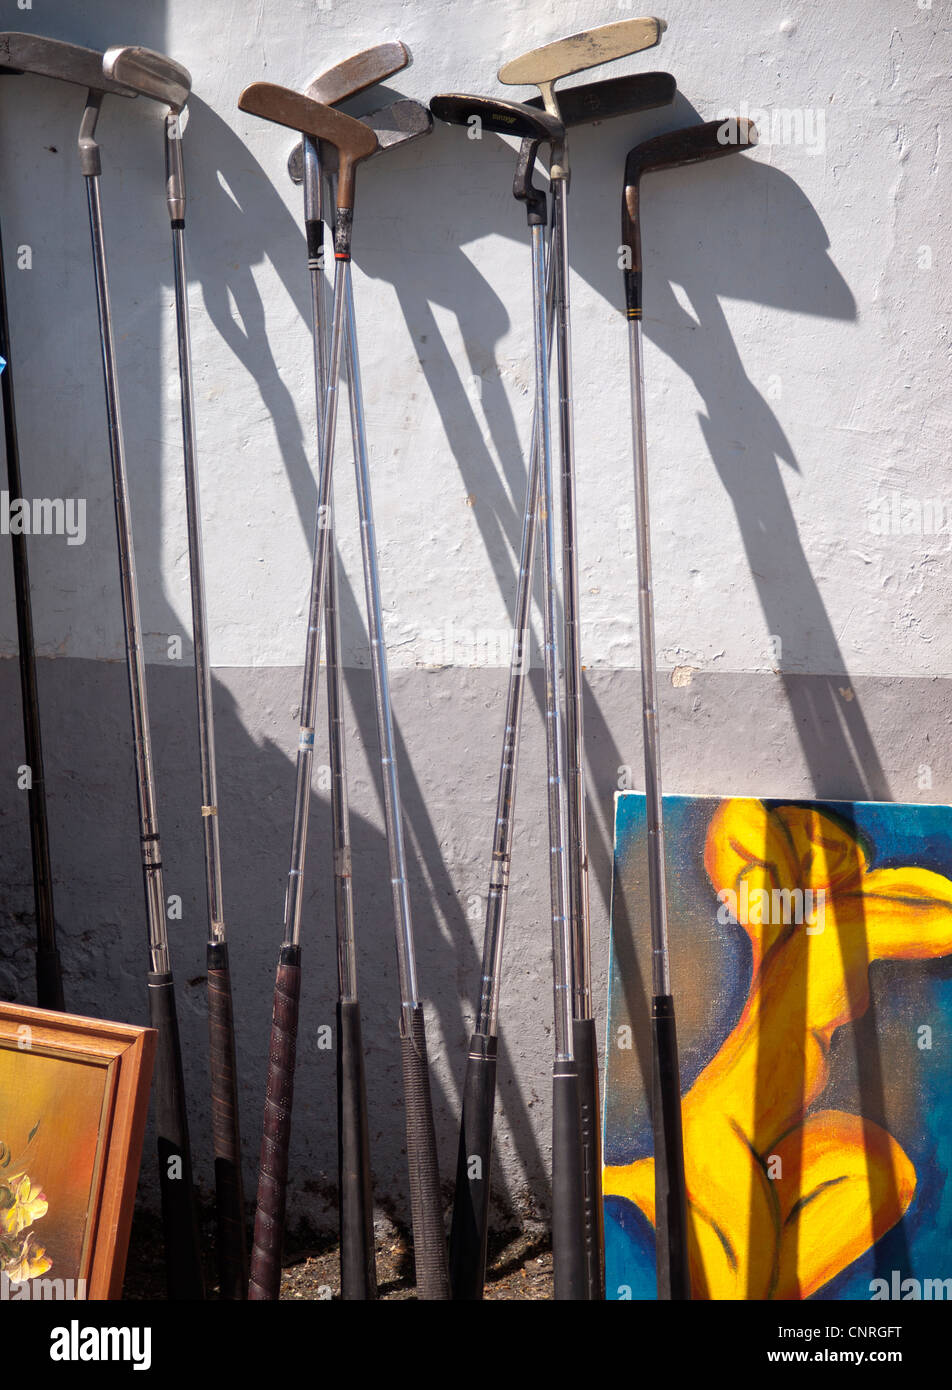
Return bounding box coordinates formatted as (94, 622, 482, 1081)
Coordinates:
(0, 1004, 155, 1299)
(603, 794, 952, 1301)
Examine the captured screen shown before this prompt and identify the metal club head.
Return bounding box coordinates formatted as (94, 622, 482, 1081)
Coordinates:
(624, 116, 758, 187)
(0, 32, 137, 96)
(102, 45, 191, 113)
(303, 40, 409, 106)
(526, 71, 675, 127)
(430, 92, 563, 146)
(288, 98, 432, 183)
(239, 82, 378, 208)
(498, 17, 666, 95)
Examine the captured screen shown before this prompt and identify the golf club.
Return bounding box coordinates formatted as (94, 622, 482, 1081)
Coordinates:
(291, 59, 431, 1301)
(0, 29, 205, 1302)
(433, 68, 675, 1301)
(0, 68, 64, 1012)
(621, 115, 758, 1300)
(499, 15, 668, 1300)
(430, 92, 588, 1300)
(102, 42, 248, 1303)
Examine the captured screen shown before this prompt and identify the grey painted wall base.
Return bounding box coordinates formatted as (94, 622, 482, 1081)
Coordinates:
(1, 656, 947, 1237)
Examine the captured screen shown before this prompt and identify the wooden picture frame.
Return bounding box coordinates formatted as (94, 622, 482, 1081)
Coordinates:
(0, 1001, 155, 1301)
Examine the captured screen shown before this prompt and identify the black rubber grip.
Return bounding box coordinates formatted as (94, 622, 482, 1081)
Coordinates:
(552, 1061, 587, 1300)
(624, 269, 643, 321)
(400, 1005, 450, 1299)
(248, 945, 301, 1301)
(651, 995, 691, 1299)
(147, 970, 206, 1301)
(207, 941, 248, 1300)
(35, 947, 64, 1013)
(306, 218, 324, 265)
(449, 1032, 498, 1300)
(337, 999, 377, 1300)
(572, 1018, 605, 1300)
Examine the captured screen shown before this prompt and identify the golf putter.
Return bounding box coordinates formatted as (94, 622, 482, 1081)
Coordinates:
(276, 41, 426, 1301)
(431, 92, 589, 1301)
(500, 16, 669, 1300)
(0, 63, 64, 1012)
(103, 43, 250, 1303)
(0, 33, 208, 1300)
(622, 117, 758, 1301)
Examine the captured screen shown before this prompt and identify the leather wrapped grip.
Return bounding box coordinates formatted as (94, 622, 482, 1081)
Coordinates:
(147, 970, 206, 1300)
(400, 1005, 450, 1299)
(651, 995, 691, 1299)
(207, 941, 248, 1300)
(572, 1017, 605, 1300)
(552, 1061, 587, 1300)
(248, 945, 301, 1300)
(35, 947, 64, 1013)
(337, 999, 377, 1300)
(449, 1032, 498, 1300)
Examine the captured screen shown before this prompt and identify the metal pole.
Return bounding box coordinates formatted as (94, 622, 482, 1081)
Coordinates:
(343, 268, 449, 1298)
(80, 90, 204, 1301)
(0, 210, 63, 1010)
(305, 137, 376, 1302)
(165, 110, 247, 1300)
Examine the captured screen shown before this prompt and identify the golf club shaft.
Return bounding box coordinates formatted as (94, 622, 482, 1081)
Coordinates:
(627, 313, 690, 1301)
(449, 220, 557, 1300)
(307, 139, 376, 1302)
(343, 266, 449, 1300)
(531, 221, 585, 1300)
(248, 233, 348, 1301)
(166, 113, 247, 1301)
(0, 214, 63, 1011)
(81, 91, 203, 1301)
(552, 177, 603, 1300)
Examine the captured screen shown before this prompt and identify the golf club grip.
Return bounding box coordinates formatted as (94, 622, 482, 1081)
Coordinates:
(147, 971, 205, 1300)
(572, 1017, 605, 1299)
(651, 995, 691, 1300)
(248, 945, 301, 1300)
(552, 1061, 587, 1300)
(337, 998, 377, 1300)
(449, 1032, 498, 1299)
(207, 940, 248, 1299)
(400, 1005, 450, 1299)
(35, 947, 64, 1013)
(621, 184, 643, 319)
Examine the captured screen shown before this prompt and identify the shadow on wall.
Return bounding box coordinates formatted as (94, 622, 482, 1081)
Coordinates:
(1, 10, 897, 1249)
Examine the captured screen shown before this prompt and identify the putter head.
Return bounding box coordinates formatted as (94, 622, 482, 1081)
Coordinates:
(239, 82, 378, 211)
(0, 32, 137, 96)
(526, 71, 675, 126)
(498, 17, 666, 89)
(430, 92, 563, 146)
(102, 45, 191, 113)
(624, 116, 758, 187)
(303, 40, 409, 106)
(288, 98, 432, 182)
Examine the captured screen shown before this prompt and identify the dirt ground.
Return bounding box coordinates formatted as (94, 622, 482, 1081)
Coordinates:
(123, 1214, 554, 1300)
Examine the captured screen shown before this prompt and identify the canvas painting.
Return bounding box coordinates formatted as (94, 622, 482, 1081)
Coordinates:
(603, 793, 952, 1301)
(0, 1043, 113, 1290)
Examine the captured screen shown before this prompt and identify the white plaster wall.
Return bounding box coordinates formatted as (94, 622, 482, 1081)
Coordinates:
(1, 0, 950, 1238)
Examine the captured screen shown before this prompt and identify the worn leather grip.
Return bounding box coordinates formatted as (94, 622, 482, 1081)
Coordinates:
(35, 947, 64, 1013)
(147, 971, 206, 1300)
(400, 1005, 450, 1299)
(337, 1000, 377, 1300)
(621, 181, 644, 305)
(573, 1018, 605, 1300)
(552, 1061, 587, 1300)
(651, 995, 691, 1299)
(248, 945, 301, 1300)
(448, 1032, 497, 1300)
(207, 941, 248, 1300)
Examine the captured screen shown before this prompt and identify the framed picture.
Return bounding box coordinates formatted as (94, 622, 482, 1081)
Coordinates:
(0, 1001, 155, 1301)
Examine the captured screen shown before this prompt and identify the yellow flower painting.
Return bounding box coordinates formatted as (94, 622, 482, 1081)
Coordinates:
(602, 795, 952, 1300)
